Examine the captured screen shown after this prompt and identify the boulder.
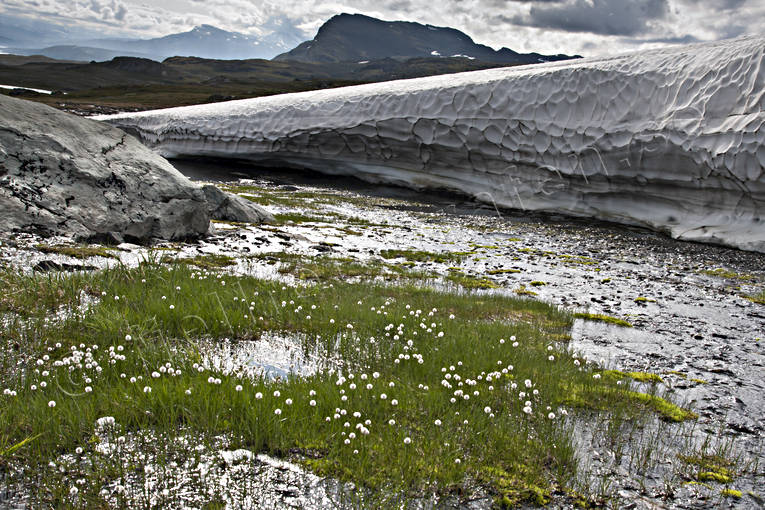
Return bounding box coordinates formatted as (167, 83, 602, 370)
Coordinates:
(0, 94, 269, 244)
(202, 184, 274, 224)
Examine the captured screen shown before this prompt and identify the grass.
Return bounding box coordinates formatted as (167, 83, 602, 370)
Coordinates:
(445, 274, 500, 290)
(745, 289, 765, 305)
(486, 269, 522, 275)
(701, 268, 754, 281)
(679, 453, 736, 484)
(161, 254, 237, 270)
(272, 212, 333, 224)
(0, 258, 703, 507)
(379, 249, 466, 264)
(601, 370, 663, 384)
(35, 244, 118, 260)
(573, 313, 633, 328)
(514, 285, 538, 297)
(262, 252, 432, 282)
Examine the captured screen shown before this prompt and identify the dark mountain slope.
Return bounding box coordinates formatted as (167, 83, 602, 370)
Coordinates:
(275, 13, 577, 64)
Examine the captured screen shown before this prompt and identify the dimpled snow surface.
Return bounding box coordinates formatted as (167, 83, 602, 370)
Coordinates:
(100, 36, 765, 252)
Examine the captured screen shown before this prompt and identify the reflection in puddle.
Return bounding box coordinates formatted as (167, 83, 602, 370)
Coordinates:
(201, 332, 342, 381)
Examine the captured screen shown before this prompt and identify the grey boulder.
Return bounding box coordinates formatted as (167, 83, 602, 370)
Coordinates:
(0, 94, 269, 244)
(202, 184, 274, 224)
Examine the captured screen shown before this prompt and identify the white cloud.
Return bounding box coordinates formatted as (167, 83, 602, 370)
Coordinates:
(0, 0, 762, 56)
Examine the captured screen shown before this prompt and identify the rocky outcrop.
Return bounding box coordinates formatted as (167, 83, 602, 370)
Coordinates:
(0, 94, 269, 244)
(101, 36, 765, 252)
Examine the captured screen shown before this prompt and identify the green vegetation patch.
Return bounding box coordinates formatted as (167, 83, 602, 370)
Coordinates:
(701, 268, 754, 281)
(626, 392, 697, 422)
(0, 259, 700, 507)
(486, 269, 522, 275)
(273, 212, 333, 224)
(446, 274, 500, 290)
(721, 489, 742, 499)
(600, 370, 663, 384)
(514, 285, 538, 297)
(745, 290, 765, 305)
(565, 385, 696, 423)
(679, 454, 736, 484)
(35, 244, 118, 260)
(379, 249, 466, 264)
(164, 254, 238, 270)
(0, 267, 97, 316)
(573, 313, 632, 328)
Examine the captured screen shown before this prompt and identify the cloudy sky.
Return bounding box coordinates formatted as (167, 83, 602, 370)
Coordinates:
(1, 0, 762, 56)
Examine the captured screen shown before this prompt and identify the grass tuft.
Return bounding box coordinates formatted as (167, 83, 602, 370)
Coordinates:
(379, 249, 465, 264)
(35, 244, 118, 260)
(573, 313, 632, 328)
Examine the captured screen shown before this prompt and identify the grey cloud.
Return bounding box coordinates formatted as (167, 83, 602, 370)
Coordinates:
(114, 4, 127, 20)
(623, 34, 700, 45)
(512, 0, 670, 36)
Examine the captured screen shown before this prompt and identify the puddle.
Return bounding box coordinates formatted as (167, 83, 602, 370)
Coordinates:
(201, 332, 342, 381)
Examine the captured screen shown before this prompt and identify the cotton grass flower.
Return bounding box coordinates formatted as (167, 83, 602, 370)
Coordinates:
(403, 437, 411, 444)
(48, 400, 56, 408)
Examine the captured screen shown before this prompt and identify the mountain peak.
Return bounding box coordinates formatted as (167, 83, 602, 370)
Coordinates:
(190, 24, 226, 34)
(275, 14, 577, 65)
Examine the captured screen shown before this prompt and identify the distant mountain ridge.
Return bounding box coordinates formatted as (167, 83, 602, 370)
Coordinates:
(7, 24, 303, 62)
(275, 13, 578, 64)
(3, 13, 577, 65)
(84, 25, 295, 61)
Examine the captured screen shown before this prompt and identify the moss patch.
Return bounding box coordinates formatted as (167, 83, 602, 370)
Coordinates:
(680, 454, 736, 484)
(486, 269, 522, 275)
(745, 290, 765, 305)
(514, 285, 538, 297)
(601, 370, 663, 384)
(573, 313, 632, 328)
(446, 274, 500, 290)
(379, 249, 465, 264)
(35, 244, 118, 260)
